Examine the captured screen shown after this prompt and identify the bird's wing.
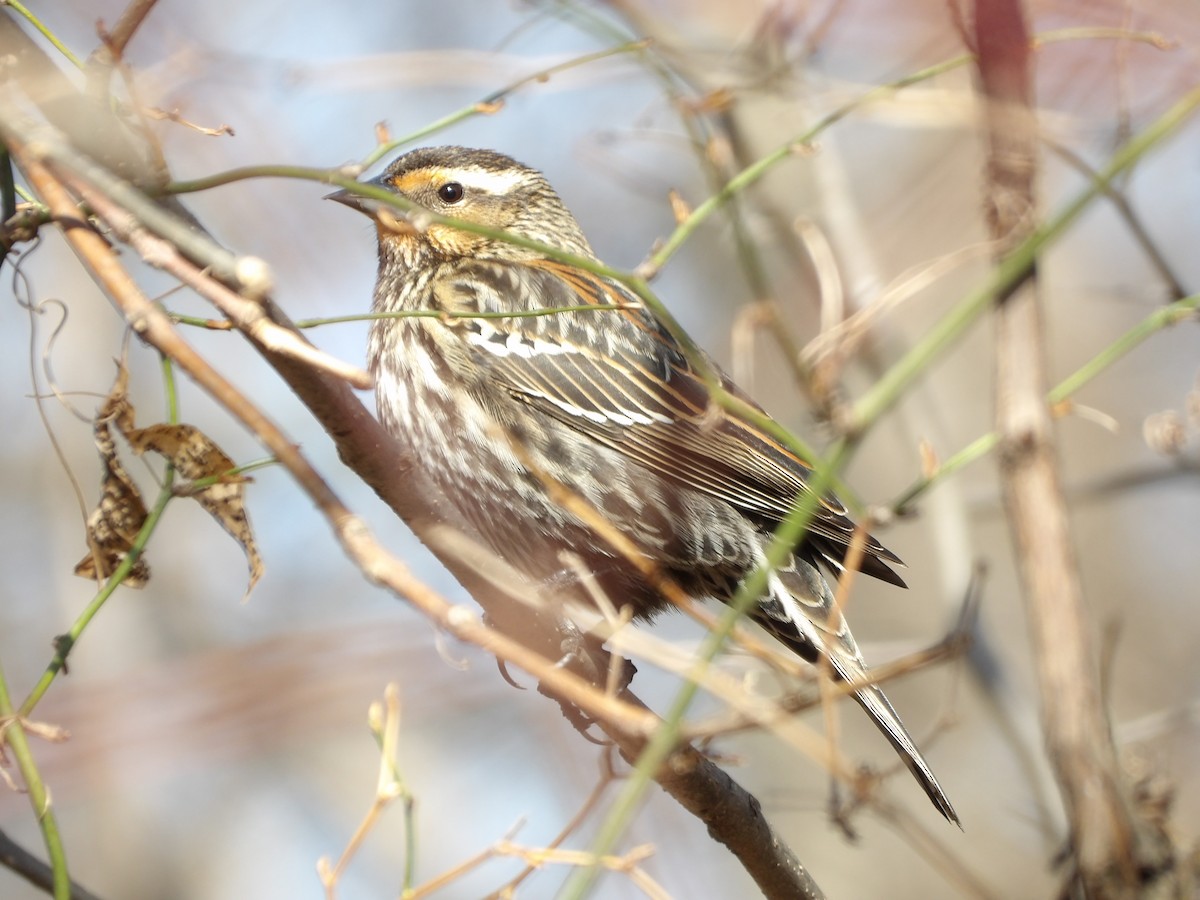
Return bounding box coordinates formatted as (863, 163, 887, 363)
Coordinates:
(431, 257, 903, 583)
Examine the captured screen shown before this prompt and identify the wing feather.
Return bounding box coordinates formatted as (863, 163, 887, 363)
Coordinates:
(434, 257, 903, 582)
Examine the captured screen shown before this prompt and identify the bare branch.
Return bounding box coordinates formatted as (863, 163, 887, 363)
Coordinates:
(69, 180, 371, 389)
(974, 1, 1174, 893)
(92, 0, 160, 62)
(3, 109, 825, 899)
(7, 136, 652, 737)
(0, 828, 103, 900)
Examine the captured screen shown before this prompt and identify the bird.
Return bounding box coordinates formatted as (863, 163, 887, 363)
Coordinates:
(328, 145, 958, 825)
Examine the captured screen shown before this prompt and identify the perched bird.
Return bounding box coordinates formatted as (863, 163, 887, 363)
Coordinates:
(329, 146, 958, 825)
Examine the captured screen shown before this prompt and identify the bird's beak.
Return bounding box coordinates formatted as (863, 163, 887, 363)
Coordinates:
(327, 174, 421, 237)
(325, 173, 390, 215)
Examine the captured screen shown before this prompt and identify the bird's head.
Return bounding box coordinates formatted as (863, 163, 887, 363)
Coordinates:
(328, 145, 594, 264)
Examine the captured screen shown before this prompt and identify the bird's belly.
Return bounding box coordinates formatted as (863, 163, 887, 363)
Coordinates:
(374, 349, 580, 544)
(372, 338, 759, 595)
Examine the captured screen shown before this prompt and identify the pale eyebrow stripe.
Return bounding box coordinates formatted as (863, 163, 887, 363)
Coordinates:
(429, 166, 527, 194)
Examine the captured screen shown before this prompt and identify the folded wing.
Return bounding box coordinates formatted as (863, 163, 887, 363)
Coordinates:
(431, 257, 904, 585)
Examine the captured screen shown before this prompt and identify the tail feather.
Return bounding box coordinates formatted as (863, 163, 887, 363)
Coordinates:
(834, 658, 961, 827)
(755, 565, 960, 826)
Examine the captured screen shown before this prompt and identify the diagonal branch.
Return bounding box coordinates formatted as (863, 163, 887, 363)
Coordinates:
(8, 135, 650, 739)
(0, 827, 102, 900)
(3, 111, 825, 900)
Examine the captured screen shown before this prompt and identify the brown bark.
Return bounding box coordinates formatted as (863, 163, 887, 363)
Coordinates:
(973, 1, 1174, 894)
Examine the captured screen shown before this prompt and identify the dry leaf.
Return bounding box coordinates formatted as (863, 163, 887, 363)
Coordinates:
(125, 422, 263, 601)
(75, 363, 264, 601)
(75, 365, 150, 587)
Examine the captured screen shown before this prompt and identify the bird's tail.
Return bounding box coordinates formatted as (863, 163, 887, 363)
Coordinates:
(838, 663, 961, 826)
(754, 565, 960, 826)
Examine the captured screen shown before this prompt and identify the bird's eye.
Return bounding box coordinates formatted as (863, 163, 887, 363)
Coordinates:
(437, 182, 465, 204)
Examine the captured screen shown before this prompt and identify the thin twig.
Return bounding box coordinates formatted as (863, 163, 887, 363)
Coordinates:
(2, 1, 84, 68)
(362, 38, 653, 170)
(1043, 136, 1188, 301)
(0, 827, 102, 900)
(10, 126, 821, 899)
(319, 684, 410, 899)
(92, 0, 159, 61)
(0, 658, 71, 899)
(69, 178, 372, 389)
(8, 139, 656, 739)
(487, 751, 618, 898)
(681, 608, 971, 742)
(891, 291, 1200, 512)
(848, 85, 1200, 434)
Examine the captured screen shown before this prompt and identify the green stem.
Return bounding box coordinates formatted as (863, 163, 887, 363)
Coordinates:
(401, 795, 417, 894)
(161, 352, 179, 423)
(361, 39, 651, 170)
(1047, 295, 1200, 404)
(893, 432, 999, 514)
(166, 163, 334, 196)
(4, 1, 85, 69)
(560, 444, 848, 899)
(563, 63, 1196, 900)
(169, 165, 649, 292)
(640, 25, 1167, 276)
(20, 475, 175, 716)
(893, 291, 1200, 511)
(178, 457, 277, 493)
(850, 84, 1200, 434)
(0, 658, 71, 899)
(641, 53, 975, 276)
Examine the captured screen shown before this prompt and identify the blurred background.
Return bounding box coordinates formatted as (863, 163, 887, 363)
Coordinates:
(1, 0, 1198, 897)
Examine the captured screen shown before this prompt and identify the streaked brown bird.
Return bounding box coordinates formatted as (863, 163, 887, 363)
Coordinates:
(330, 145, 958, 825)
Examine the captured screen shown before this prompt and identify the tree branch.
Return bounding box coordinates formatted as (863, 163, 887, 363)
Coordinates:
(973, 1, 1175, 894)
(2, 103, 824, 900)
(0, 828, 102, 900)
